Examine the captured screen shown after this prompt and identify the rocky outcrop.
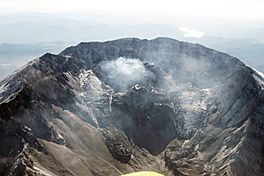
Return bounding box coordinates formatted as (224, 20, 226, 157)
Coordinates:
(111, 84, 181, 155)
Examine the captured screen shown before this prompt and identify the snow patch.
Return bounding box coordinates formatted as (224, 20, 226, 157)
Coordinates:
(78, 69, 104, 99)
(23, 126, 32, 132)
(33, 166, 54, 176)
(252, 67, 264, 78)
(252, 67, 264, 88)
(0, 82, 9, 94)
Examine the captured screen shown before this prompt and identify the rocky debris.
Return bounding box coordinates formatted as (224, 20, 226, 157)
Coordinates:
(111, 84, 181, 155)
(7, 144, 36, 176)
(168, 83, 210, 139)
(103, 128, 133, 164)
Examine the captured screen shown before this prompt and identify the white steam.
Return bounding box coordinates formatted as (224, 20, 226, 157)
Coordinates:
(100, 57, 154, 90)
(178, 26, 204, 38)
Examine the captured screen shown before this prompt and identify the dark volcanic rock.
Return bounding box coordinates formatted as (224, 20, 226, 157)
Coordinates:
(111, 84, 180, 155)
(103, 128, 133, 164)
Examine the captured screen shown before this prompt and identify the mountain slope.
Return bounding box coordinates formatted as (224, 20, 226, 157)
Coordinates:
(0, 38, 263, 176)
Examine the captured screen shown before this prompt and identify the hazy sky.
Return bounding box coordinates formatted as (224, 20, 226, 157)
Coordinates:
(0, 0, 264, 78)
(0, 0, 264, 21)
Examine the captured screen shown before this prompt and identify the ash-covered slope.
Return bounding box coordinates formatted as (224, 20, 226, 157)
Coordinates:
(0, 37, 263, 176)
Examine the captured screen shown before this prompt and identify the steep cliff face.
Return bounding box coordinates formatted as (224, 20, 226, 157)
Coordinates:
(0, 38, 263, 176)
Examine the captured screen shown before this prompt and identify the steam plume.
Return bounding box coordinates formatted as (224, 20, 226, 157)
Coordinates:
(100, 57, 155, 91)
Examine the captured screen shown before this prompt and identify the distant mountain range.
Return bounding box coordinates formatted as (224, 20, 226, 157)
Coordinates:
(0, 42, 72, 78)
(0, 12, 263, 79)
